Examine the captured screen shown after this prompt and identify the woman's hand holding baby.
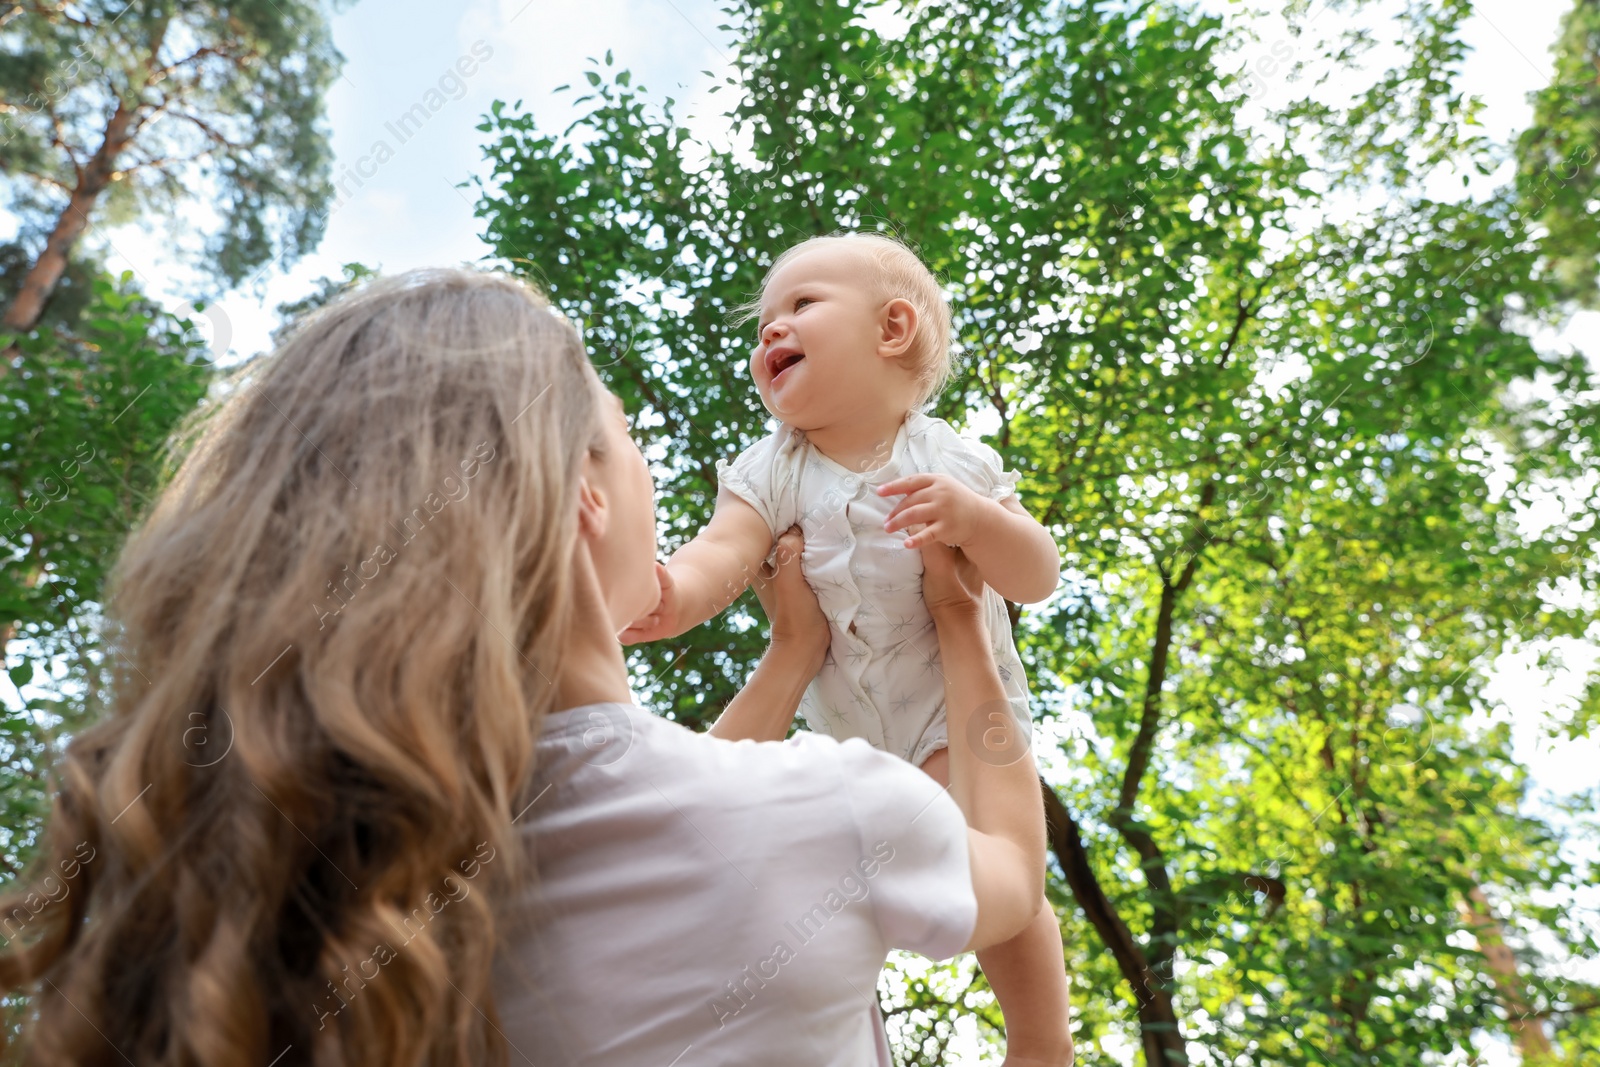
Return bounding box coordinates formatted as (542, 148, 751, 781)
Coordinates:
(706, 527, 828, 743)
(917, 539, 989, 632)
(749, 526, 829, 670)
(878, 473, 1002, 550)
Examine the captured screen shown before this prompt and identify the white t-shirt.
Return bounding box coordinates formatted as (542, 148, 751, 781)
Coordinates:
(489, 701, 977, 1067)
(716, 410, 1034, 767)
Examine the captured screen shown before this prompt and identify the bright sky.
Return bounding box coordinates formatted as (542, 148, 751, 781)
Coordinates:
(15, 0, 1600, 1061)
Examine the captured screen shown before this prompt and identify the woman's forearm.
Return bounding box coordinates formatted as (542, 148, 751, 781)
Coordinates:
(932, 608, 1046, 870)
(707, 639, 824, 743)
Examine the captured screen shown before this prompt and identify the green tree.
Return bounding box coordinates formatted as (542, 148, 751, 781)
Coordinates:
(0, 0, 351, 339)
(269, 260, 377, 345)
(0, 0, 353, 720)
(0, 271, 212, 874)
(0, 272, 214, 1056)
(471, 0, 1600, 1063)
(1514, 0, 1600, 310)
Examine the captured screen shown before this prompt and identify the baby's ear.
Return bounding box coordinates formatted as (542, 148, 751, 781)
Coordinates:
(877, 297, 918, 359)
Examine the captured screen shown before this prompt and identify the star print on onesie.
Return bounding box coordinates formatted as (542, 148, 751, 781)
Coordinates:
(715, 411, 1034, 766)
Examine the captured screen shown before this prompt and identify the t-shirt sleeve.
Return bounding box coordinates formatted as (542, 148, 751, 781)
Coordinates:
(833, 737, 976, 960)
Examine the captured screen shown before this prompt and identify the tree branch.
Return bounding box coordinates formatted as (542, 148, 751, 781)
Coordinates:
(1043, 781, 1188, 1065)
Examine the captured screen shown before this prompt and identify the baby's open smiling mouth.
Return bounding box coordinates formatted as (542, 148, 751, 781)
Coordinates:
(766, 346, 806, 382)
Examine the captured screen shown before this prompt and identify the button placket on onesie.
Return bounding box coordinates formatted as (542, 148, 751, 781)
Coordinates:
(808, 415, 953, 757)
(835, 454, 905, 747)
(800, 451, 884, 746)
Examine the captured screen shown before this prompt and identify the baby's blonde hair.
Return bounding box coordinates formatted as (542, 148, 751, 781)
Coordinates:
(741, 232, 954, 408)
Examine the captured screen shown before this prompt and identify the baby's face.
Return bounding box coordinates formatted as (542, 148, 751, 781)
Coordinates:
(750, 246, 889, 428)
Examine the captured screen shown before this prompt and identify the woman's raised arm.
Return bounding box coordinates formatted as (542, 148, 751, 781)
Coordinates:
(920, 540, 1048, 954)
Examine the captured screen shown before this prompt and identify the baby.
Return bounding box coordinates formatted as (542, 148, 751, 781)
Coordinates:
(623, 233, 1072, 1063)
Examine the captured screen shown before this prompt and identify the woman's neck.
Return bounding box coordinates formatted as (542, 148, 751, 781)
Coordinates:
(552, 546, 636, 713)
(552, 630, 634, 713)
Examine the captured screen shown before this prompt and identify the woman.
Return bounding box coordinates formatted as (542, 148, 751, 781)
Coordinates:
(0, 268, 1050, 1065)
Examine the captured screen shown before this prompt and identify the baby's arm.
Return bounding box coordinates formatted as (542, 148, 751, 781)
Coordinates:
(619, 487, 775, 644)
(962, 494, 1061, 604)
(878, 475, 1060, 605)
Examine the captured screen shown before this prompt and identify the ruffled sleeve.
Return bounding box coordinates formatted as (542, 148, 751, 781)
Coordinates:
(714, 425, 806, 537)
(921, 417, 1022, 502)
(966, 438, 1023, 501)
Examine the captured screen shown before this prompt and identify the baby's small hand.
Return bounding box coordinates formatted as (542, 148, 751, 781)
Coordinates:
(620, 561, 681, 644)
(878, 473, 996, 550)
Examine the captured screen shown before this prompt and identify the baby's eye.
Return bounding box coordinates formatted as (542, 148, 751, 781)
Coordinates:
(794, 297, 813, 311)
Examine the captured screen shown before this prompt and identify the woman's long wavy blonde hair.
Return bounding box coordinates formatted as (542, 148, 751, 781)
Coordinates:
(0, 267, 604, 1065)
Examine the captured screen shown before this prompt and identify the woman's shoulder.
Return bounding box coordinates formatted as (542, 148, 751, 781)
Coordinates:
(542, 701, 828, 775)
(533, 705, 976, 961)
(548, 704, 935, 808)
(666, 726, 965, 849)
(639, 711, 888, 797)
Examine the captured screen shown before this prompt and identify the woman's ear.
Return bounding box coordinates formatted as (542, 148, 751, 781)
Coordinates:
(576, 472, 608, 539)
(877, 297, 918, 360)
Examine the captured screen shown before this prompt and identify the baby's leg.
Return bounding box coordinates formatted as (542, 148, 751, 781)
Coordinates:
(976, 900, 1074, 1065)
(917, 745, 950, 787)
(917, 748, 1075, 1066)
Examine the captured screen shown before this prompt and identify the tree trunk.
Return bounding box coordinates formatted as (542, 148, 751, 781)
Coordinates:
(1459, 884, 1557, 1061)
(1043, 781, 1189, 1066)
(1111, 574, 1185, 986)
(1, 96, 138, 342)
(1040, 490, 1212, 1065)
(1, 10, 168, 372)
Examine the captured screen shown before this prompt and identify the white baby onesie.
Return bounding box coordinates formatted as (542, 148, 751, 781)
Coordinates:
(716, 410, 1034, 767)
